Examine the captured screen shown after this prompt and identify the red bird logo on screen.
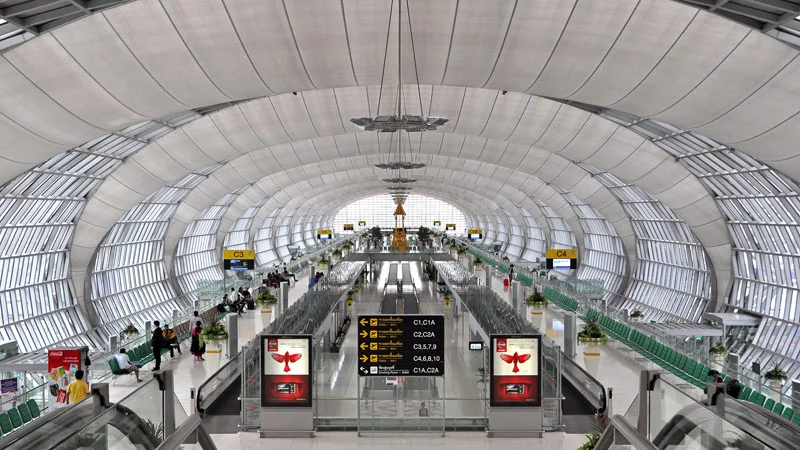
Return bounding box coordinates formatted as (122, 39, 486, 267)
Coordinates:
(500, 352, 531, 373)
(271, 351, 302, 372)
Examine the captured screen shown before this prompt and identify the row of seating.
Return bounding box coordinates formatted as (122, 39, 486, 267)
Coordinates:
(542, 286, 579, 311)
(542, 291, 800, 427)
(0, 399, 42, 437)
(107, 309, 226, 380)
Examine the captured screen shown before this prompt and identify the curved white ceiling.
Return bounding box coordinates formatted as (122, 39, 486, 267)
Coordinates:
(3, 0, 798, 311)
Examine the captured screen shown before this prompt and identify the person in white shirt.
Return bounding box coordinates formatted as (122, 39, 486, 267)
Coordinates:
(193, 311, 203, 328)
(116, 348, 142, 382)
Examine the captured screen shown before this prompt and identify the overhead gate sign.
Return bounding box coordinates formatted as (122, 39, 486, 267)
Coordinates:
(357, 315, 445, 377)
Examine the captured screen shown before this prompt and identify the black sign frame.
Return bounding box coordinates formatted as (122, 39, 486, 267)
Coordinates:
(357, 315, 445, 377)
(224, 259, 256, 271)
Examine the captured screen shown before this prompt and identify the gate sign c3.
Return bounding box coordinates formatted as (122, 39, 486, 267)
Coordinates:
(223, 249, 255, 271)
(545, 249, 577, 259)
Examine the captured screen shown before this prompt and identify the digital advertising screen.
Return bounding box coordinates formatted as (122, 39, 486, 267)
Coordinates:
(490, 335, 541, 407)
(261, 335, 312, 407)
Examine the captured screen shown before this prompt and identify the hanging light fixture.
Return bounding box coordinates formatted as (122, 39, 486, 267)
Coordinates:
(350, 0, 447, 181)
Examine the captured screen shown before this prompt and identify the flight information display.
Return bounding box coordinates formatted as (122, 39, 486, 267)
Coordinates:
(357, 315, 444, 377)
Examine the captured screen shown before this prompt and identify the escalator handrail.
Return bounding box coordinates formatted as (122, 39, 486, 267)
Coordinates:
(195, 352, 241, 414)
(562, 352, 608, 415)
(599, 415, 659, 450)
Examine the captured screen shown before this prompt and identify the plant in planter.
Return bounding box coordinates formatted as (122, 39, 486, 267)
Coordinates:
(417, 226, 432, 247)
(201, 317, 228, 339)
(764, 363, 788, 390)
(630, 310, 645, 321)
(368, 226, 383, 247)
(473, 256, 484, 267)
(526, 288, 548, 307)
(709, 340, 728, 363)
(332, 249, 342, 259)
(577, 318, 608, 345)
(256, 291, 277, 306)
(123, 324, 139, 337)
(577, 432, 600, 450)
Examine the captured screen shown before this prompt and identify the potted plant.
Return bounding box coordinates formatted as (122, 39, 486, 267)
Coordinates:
(630, 310, 644, 322)
(578, 318, 608, 345)
(369, 226, 383, 248)
(417, 226, 432, 247)
(123, 324, 139, 338)
(709, 340, 728, 364)
(256, 291, 277, 309)
(332, 249, 342, 259)
(201, 317, 228, 339)
(526, 288, 548, 308)
(578, 432, 600, 450)
(764, 363, 788, 390)
(443, 289, 452, 308)
(317, 255, 330, 272)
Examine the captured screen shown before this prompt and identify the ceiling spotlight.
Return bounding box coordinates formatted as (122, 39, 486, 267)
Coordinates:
(375, 161, 426, 170)
(383, 177, 416, 184)
(351, 115, 448, 133)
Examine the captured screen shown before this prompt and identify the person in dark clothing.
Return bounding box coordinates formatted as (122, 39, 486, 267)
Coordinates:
(152, 320, 165, 371)
(190, 321, 205, 361)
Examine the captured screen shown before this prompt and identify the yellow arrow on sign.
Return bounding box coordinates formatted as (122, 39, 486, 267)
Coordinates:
(359, 355, 368, 362)
(360, 330, 368, 338)
(359, 318, 368, 326)
(360, 342, 368, 350)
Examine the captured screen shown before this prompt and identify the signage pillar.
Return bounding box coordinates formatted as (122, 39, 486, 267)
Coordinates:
(227, 314, 238, 359)
(280, 281, 289, 312)
(260, 335, 314, 438)
(487, 335, 543, 437)
(792, 379, 800, 411)
(564, 312, 577, 359)
(511, 281, 521, 313)
(172, 309, 179, 323)
(485, 265, 492, 286)
(728, 352, 740, 380)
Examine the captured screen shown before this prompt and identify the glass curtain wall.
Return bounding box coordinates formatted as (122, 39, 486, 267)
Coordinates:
(518, 207, 547, 262)
(90, 165, 221, 336)
(254, 207, 282, 267)
(536, 201, 576, 249)
(0, 113, 202, 352)
(586, 106, 800, 383)
(332, 195, 467, 232)
(223, 198, 266, 251)
(174, 187, 247, 300)
(556, 189, 626, 297)
(580, 166, 711, 323)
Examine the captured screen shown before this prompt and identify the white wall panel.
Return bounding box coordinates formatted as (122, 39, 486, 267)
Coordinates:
(103, 0, 230, 106)
(531, 0, 637, 98)
(161, 0, 271, 99)
(573, 0, 696, 105)
(612, 12, 748, 117)
(484, 0, 574, 92)
(53, 14, 187, 117)
(5, 34, 144, 130)
(283, 0, 356, 88)
(441, 0, 514, 87)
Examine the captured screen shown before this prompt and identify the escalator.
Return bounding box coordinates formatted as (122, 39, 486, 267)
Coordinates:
(199, 374, 242, 434)
(0, 380, 168, 450)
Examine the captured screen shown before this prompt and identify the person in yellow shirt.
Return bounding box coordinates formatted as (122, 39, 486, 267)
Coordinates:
(163, 324, 182, 358)
(66, 369, 90, 405)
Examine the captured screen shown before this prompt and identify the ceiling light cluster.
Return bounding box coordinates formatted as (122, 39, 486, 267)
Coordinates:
(348, 0, 447, 194)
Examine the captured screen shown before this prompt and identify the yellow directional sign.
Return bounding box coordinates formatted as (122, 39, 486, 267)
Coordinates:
(359, 318, 368, 327)
(360, 330, 368, 338)
(223, 249, 254, 260)
(369, 318, 378, 327)
(546, 249, 577, 259)
(360, 342, 368, 350)
(370, 342, 378, 351)
(360, 355, 368, 362)
(369, 330, 378, 339)
(370, 355, 378, 363)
